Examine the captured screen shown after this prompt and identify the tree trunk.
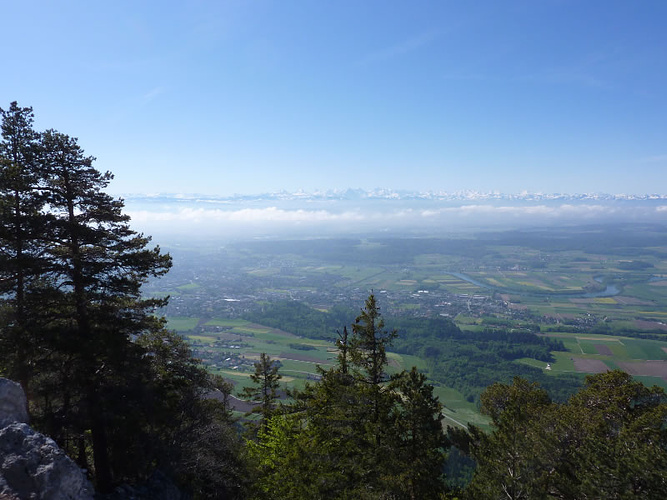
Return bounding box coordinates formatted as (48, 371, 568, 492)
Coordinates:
(90, 401, 113, 493)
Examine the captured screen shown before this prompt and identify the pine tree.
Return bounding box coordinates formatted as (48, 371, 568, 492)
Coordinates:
(241, 353, 282, 434)
(465, 377, 553, 500)
(34, 129, 172, 491)
(335, 325, 350, 374)
(249, 295, 450, 499)
(0, 102, 49, 391)
(462, 371, 667, 499)
(1, 102, 248, 495)
(350, 293, 397, 387)
(390, 367, 448, 499)
(349, 293, 399, 491)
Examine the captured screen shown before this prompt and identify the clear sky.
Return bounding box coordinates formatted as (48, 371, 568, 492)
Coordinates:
(3, 0, 667, 196)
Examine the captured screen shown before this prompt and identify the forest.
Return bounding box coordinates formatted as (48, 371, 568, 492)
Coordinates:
(242, 300, 582, 404)
(2, 102, 667, 498)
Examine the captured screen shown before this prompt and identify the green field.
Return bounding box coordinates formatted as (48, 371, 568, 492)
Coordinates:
(176, 282, 201, 291)
(178, 318, 332, 392)
(172, 315, 498, 427)
(520, 332, 667, 391)
(157, 226, 667, 426)
(434, 386, 491, 430)
(172, 312, 667, 427)
(167, 316, 200, 332)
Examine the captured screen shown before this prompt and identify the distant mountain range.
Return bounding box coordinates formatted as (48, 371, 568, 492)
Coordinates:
(122, 189, 667, 203)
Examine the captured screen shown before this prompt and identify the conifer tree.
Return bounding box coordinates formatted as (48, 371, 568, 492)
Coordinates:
(0, 102, 48, 390)
(462, 371, 667, 499)
(390, 367, 448, 499)
(0, 102, 247, 495)
(335, 325, 350, 374)
(465, 377, 553, 499)
(249, 295, 449, 499)
(241, 352, 282, 434)
(36, 129, 172, 491)
(351, 293, 397, 387)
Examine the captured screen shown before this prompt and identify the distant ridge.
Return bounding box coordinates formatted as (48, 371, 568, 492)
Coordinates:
(122, 189, 667, 203)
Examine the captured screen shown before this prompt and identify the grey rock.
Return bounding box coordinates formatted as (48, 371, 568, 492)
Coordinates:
(0, 379, 94, 500)
(0, 380, 27, 428)
(0, 423, 94, 499)
(0, 423, 95, 500)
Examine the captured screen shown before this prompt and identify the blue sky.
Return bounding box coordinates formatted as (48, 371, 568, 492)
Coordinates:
(3, 0, 667, 196)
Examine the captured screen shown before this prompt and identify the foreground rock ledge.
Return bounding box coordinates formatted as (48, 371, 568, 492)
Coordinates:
(0, 378, 94, 500)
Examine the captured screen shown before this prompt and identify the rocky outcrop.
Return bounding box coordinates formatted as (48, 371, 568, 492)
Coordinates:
(0, 378, 94, 500)
(0, 380, 27, 429)
(0, 423, 95, 499)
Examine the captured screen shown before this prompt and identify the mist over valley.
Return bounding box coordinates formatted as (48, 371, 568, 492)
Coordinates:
(124, 190, 667, 241)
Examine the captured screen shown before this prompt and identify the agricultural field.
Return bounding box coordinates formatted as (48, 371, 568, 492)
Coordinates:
(169, 313, 496, 428)
(152, 223, 667, 425)
(519, 332, 667, 391)
(181, 318, 335, 393)
(171, 309, 667, 428)
(434, 386, 490, 431)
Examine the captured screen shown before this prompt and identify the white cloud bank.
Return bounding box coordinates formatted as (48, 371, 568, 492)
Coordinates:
(129, 207, 367, 223)
(126, 201, 667, 240)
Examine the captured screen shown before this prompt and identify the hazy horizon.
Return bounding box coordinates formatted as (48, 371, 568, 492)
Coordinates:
(120, 191, 667, 242)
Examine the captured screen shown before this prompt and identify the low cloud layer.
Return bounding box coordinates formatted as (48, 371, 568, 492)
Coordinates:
(129, 207, 366, 223)
(125, 198, 667, 241)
